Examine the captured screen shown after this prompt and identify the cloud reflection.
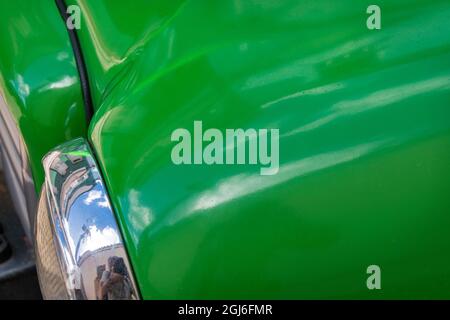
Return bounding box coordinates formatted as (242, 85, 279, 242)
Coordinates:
(128, 189, 154, 243)
(77, 225, 121, 258)
(84, 189, 110, 208)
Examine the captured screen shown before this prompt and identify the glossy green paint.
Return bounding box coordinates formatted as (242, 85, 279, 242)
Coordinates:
(0, 0, 87, 192)
(68, 0, 450, 298)
(1, 0, 449, 299)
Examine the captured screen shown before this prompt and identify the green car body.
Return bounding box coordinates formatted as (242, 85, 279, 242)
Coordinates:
(1, 0, 450, 299)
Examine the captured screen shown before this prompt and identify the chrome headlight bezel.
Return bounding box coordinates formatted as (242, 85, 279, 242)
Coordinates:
(35, 138, 139, 300)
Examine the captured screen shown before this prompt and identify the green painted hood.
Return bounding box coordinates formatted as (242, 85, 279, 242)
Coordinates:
(72, 0, 450, 298)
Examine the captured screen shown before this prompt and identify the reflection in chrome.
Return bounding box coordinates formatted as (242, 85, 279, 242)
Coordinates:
(35, 138, 139, 300)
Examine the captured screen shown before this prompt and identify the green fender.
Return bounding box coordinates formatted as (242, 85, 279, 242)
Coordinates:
(70, 0, 450, 298)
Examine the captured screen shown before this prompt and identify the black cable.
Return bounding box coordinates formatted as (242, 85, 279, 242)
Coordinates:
(55, 0, 94, 123)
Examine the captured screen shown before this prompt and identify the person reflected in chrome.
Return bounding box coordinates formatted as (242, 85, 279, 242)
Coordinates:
(100, 256, 136, 300)
(94, 264, 107, 300)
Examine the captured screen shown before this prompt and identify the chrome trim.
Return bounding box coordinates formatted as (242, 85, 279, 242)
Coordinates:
(35, 138, 139, 300)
